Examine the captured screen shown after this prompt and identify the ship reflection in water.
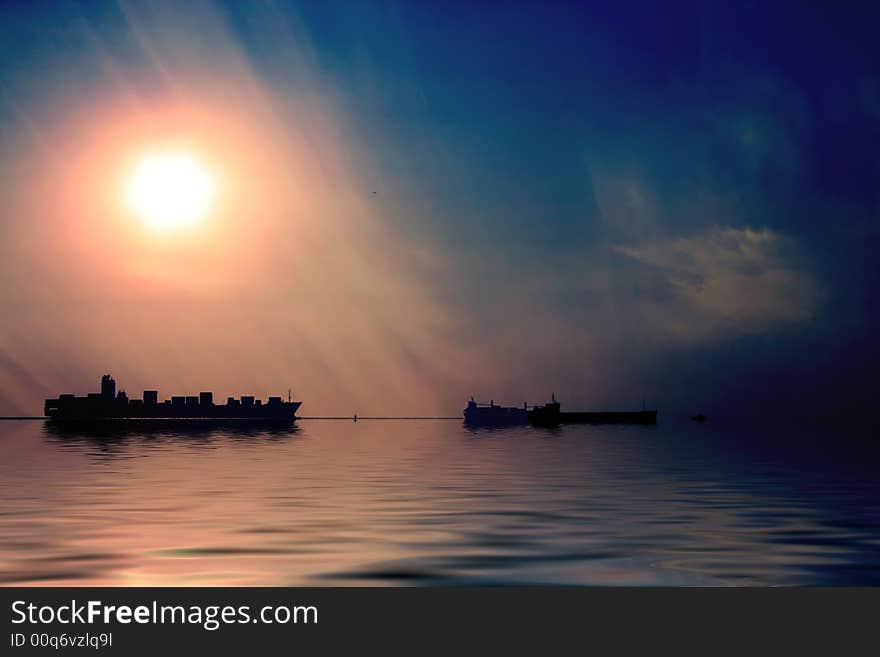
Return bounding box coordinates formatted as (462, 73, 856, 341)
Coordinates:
(1, 418, 879, 586)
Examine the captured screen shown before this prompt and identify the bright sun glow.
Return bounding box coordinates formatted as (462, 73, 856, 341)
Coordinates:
(127, 151, 215, 229)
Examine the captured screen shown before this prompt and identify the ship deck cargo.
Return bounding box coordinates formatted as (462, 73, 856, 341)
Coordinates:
(44, 374, 301, 423)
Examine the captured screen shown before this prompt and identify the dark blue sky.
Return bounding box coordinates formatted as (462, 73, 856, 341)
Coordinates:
(0, 1, 878, 415)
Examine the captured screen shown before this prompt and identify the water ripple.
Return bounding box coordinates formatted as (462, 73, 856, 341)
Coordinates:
(0, 419, 878, 585)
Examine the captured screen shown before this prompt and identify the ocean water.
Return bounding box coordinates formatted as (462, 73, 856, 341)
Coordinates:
(1, 417, 878, 586)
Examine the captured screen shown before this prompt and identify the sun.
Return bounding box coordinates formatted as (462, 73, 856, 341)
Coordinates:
(127, 151, 216, 229)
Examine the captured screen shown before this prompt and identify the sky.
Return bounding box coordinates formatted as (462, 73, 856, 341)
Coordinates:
(0, 0, 878, 417)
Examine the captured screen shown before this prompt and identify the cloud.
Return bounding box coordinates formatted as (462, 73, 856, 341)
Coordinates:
(615, 225, 822, 341)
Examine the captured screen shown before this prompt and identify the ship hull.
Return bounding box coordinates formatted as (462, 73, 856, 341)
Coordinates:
(529, 403, 657, 426)
(556, 410, 657, 425)
(45, 402, 302, 423)
(43, 417, 301, 440)
(45, 416, 299, 428)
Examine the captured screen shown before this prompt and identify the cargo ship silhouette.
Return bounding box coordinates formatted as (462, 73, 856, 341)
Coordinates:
(464, 394, 657, 426)
(44, 374, 301, 424)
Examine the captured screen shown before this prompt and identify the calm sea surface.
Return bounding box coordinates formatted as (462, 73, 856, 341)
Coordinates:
(1, 418, 878, 586)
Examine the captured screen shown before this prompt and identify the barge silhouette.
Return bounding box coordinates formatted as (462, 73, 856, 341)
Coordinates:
(44, 375, 301, 425)
(464, 394, 657, 427)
